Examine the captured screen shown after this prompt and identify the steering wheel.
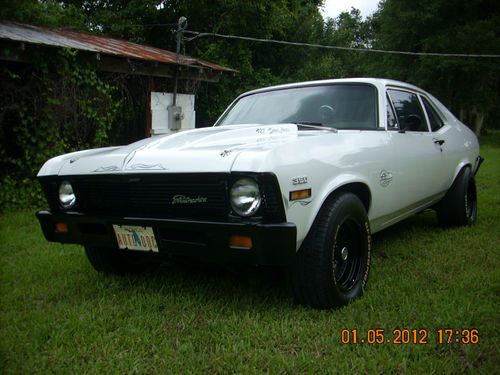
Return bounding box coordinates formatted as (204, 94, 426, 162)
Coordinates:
(319, 105, 336, 123)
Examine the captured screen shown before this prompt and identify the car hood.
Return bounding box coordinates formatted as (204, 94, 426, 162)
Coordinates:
(40, 124, 326, 176)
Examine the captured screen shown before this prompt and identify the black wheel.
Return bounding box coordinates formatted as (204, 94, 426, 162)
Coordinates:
(436, 166, 477, 227)
(292, 192, 371, 309)
(84, 246, 160, 275)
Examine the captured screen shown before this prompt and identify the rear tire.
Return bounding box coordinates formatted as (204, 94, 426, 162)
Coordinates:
(292, 192, 371, 309)
(84, 246, 160, 275)
(436, 167, 477, 227)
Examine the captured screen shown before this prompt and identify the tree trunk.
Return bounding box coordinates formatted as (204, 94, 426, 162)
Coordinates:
(459, 108, 466, 123)
(471, 106, 484, 137)
(474, 113, 484, 137)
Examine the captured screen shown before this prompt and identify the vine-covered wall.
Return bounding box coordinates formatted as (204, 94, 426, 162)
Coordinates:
(0, 49, 124, 211)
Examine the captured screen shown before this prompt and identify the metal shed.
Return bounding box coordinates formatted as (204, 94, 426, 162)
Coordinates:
(0, 20, 236, 82)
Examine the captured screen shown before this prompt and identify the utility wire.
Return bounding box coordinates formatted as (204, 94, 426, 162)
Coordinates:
(184, 30, 500, 59)
(127, 23, 177, 27)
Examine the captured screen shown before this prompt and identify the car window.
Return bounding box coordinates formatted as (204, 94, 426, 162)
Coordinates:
(387, 89, 429, 132)
(421, 96, 444, 131)
(217, 84, 378, 130)
(386, 95, 398, 130)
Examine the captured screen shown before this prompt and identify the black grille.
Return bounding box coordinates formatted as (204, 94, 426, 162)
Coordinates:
(75, 174, 228, 220)
(39, 173, 286, 223)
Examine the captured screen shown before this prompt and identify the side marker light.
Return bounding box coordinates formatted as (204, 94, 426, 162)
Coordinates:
(55, 223, 68, 233)
(229, 235, 253, 249)
(289, 188, 312, 201)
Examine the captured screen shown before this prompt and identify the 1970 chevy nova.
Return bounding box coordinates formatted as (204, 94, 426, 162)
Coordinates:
(36, 78, 483, 309)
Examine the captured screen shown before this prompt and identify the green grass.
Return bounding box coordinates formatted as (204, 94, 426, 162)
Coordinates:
(1, 133, 499, 374)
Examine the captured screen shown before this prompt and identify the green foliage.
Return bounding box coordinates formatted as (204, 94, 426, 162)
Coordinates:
(0, 49, 122, 211)
(368, 0, 500, 130)
(174, 0, 341, 119)
(0, 0, 86, 29)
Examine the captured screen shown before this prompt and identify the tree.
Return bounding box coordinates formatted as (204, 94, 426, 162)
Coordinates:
(0, 0, 86, 29)
(368, 0, 500, 134)
(318, 8, 373, 79)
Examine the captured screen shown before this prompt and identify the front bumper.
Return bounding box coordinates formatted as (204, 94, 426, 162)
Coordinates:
(36, 211, 297, 266)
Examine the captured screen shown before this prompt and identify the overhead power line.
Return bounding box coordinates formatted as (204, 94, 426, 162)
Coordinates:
(184, 30, 500, 59)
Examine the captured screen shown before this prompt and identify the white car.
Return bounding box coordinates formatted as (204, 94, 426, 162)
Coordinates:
(36, 78, 483, 309)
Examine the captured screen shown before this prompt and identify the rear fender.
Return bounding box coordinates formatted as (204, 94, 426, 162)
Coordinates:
(451, 160, 473, 187)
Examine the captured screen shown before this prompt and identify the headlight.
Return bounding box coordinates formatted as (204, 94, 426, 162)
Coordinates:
(59, 181, 76, 209)
(230, 178, 262, 217)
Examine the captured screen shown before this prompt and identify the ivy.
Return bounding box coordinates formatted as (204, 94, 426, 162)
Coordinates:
(0, 49, 123, 211)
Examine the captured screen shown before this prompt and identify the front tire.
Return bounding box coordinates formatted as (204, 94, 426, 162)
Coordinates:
(436, 167, 477, 227)
(84, 246, 160, 275)
(292, 192, 371, 309)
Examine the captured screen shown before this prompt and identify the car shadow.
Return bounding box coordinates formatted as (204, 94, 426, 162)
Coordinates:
(109, 259, 293, 310)
(370, 209, 440, 258)
(91, 210, 441, 309)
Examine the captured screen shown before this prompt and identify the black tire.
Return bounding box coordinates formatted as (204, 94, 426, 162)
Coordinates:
(292, 192, 371, 309)
(436, 167, 477, 227)
(84, 246, 160, 275)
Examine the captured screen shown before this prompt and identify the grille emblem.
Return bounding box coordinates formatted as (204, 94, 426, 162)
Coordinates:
(172, 195, 208, 204)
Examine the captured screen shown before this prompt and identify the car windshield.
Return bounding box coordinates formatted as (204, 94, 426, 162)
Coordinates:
(216, 84, 377, 130)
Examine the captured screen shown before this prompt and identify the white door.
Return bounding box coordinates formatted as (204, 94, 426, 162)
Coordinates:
(378, 89, 448, 218)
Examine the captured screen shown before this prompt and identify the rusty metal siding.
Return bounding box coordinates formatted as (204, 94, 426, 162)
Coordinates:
(0, 21, 235, 73)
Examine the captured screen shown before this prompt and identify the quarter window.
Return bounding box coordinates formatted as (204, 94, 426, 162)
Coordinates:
(421, 96, 444, 131)
(387, 89, 429, 132)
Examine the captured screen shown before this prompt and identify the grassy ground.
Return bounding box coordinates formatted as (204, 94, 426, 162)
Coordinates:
(1, 133, 499, 374)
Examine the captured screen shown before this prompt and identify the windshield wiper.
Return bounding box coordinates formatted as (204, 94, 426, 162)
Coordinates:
(292, 122, 338, 133)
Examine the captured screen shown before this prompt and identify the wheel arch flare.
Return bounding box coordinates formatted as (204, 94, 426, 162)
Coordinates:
(288, 175, 372, 248)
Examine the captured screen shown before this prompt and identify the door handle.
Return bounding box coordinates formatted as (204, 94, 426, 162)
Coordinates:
(433, 139, 445, 146)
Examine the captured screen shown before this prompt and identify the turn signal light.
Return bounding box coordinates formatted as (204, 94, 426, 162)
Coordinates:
(55, 223, 68, 233)
(290, 188, 312, 201)
(229, 235, 253, 249)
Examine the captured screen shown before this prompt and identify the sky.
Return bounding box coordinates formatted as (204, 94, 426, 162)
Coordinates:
(320, 0, 380, 19)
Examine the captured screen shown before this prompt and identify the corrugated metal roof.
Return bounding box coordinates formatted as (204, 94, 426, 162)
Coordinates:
(0, 21, 236, 73)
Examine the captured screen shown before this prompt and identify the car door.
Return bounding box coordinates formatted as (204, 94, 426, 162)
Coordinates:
(418, 94, 457, 188)
(380, 88, 448, 217)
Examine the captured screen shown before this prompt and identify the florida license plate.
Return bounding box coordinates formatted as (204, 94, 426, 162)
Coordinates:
(112, 225, 159, 252)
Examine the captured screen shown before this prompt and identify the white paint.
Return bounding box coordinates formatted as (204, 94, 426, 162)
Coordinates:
(38, 78, 480, 249)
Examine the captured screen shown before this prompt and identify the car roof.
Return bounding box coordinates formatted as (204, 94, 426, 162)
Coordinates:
(239, 78, 425, 98)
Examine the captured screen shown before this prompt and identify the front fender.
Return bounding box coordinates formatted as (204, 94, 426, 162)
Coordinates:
(286, 173, 371, 249)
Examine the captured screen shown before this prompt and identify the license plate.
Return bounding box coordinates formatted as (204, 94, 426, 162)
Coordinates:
(112, 225, 159, 252)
